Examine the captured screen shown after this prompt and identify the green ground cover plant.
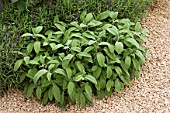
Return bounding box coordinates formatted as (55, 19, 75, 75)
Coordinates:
(13, 11, 148, 108)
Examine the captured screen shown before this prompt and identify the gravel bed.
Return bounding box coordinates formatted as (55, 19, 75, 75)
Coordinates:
(0, 0, 170, 113)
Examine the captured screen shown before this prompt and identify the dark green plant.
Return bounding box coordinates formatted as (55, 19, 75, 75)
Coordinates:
(14, 11, 148, 108)
(0, 27, 21, 95)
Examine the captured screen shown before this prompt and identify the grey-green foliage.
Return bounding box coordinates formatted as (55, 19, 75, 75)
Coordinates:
(14, 11, 148, 108)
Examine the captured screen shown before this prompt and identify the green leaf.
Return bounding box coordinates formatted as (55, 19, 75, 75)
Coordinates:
(85, 84, 92, 100)
(34, 41, 41, 54)
(80, 93, 86, 108)
(42, 91, 48, 106)
(75, 93, 80, 104)
(27, 68, 38, 79)
(88, 20, 102, 27)
(106, 26, 119, 36)
(27, 43, 34, 55)
(92, 66, 98, 72)
(19, 72, 26, 83)
(11, 0, 18, 3)
(135, 50, 145, 63)
(54, 68, 66, 76)
(48, 88, 53, 101)
(29, 60, 39, 65)
(47, 72, 52, 81)
(80, 11, 87, 22)
(97, 90, 105, 100)
(82, 32, 96, 40)
(134, 69, 140, 79)
(50, 43, 64, 51)
(67, 81, 75, 96)
(115, 41, 124, 54)
(71, 47, 81, 52)
(70, 21, 80, 29)
(47, 60, 59, 64)
(52, 84, 60, 102)
(93, 67, 102, 79)
(106, 80, 114, 92)
(85, 13, 93, 24)
(115, 66, 122, 75)
(14, 59, 23, 71)
(34, 34, 47, 41)
(33, 69, 48, 84)
(75, 74, 84, 82)
(24, 56, 30, 65)
(26, 84, 36, 98)
(115, 78, 122, 93)
(36, 86, 42, 99)
(54, 23, 65, 32)
(135, 22, 141, 32)
(21, 33, 33, 37)
(107, 66, 112, 78)
(102, 24, 112, 30)
(77, 52, 91, 58)
(54, 15, 59, 24)
(125, 38, 139, 48)
(110, 12, 118, 19)
(85, 75, 97, 85)
(66, 67, 72, 79)
(63, 54, 74, 60)
(119, 75, 130, 85)
(33, 26, 43, 34)
(97, 11, 110, 20)
(103, 47, 115, 60)
(17, 0, 26, 11)
(97, 52, 106, 67)
(125, 56, 131, 69)
(76, 61, 85, 72)
(132, 58, 140, 70)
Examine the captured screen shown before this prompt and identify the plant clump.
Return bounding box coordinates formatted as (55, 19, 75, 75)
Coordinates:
(14, 11, 148, 108)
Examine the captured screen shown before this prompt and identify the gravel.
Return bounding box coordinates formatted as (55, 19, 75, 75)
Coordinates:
(0, 0, 170, 113)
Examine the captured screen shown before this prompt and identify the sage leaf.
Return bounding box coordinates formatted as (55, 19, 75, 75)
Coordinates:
(85, 75, 97, 85)
(135, 50, 145, 63)
(14, 59, 23, 71)
(115, 78, 122, 93)
(80, 93, 86, 108)
(34, 41, 41, 54)
(54, 68, 66, 76)
(85, 13, 93, 24)
(126, 38, 139, 48)
(85, 84, 92, 100)
(27, 43, 34, 55)
(67, 81, 75, 96)
(33, 69, 48, 84)
(106, 26, 119, 36)
(97, 52, 106, 67)
(36, 86, 42, 99)
(48, 88, 53, 101)
(125, 56, 131, 69)
(115, 66, 122, 75)
(97, 11, 110, 20)
(106, 80, 114, 92)
(52, 84, 60, 102)
(107, 66, 112, 78)
(115, 41, 124, 54)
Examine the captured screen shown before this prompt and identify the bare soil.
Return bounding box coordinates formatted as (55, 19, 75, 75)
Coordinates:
(0, 0, 170, 113)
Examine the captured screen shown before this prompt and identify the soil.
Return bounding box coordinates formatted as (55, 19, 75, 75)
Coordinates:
(0, 0, 170, 113)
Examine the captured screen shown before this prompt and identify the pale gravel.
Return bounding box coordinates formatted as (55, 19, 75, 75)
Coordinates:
(0, 0, 170, 113)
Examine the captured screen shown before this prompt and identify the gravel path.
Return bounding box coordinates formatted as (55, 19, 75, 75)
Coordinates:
(0, 0, 170, 113)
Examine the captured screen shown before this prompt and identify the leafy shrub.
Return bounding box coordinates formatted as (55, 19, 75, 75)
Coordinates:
(14, 11, 148, 107)
(1, 0, 153, 31)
